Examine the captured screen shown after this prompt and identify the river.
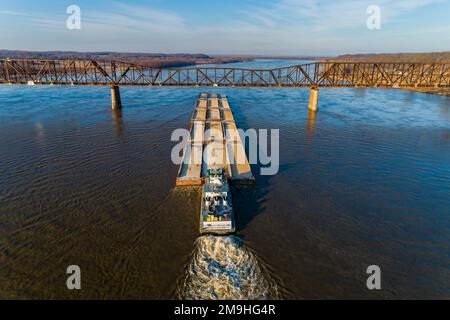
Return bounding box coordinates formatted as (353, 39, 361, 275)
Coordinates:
(0, 60, 449, 299)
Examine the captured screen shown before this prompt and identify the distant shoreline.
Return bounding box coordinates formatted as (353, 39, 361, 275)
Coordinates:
(406, 87, 450, 97)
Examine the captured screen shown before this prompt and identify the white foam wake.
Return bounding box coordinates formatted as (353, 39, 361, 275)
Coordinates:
(177, 235, 281, 300)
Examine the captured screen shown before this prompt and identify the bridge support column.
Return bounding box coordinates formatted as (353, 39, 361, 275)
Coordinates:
(308, 86, 319, 111)
(111, 85, 122, 110)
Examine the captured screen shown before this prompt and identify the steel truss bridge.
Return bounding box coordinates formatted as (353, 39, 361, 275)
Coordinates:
(1, 59, 449, 88)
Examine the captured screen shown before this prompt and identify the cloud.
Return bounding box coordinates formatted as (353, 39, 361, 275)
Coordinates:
(78, 2, 186, 34)
(0, 10, 32, 16)
(185, 0, 447, 54)
(238, 0, 443, 31)
(114, 2, 185, 29)
(1, 2, 186, 34)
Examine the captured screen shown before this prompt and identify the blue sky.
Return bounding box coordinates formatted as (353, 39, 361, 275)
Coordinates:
(0, 0, 449, 55)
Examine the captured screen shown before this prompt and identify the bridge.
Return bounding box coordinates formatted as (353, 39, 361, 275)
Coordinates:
(1, 58, 449, 110)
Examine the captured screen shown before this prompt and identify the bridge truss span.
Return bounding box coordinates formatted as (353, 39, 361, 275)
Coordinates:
(0, 59, 449, 88)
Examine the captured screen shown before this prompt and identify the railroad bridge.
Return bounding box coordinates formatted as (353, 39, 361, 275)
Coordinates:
(1, 59, 449, 110)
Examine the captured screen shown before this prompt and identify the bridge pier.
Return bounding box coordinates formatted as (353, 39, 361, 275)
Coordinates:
(308, 86, 319, 111)
(111, 85, 122, 110)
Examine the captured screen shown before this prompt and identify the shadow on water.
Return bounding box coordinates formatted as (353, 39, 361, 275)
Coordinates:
(233, 158, 306, 233)
(111, 108, 124, 137)
(232, 185, 267, 233)
(306, 109, 317, 141)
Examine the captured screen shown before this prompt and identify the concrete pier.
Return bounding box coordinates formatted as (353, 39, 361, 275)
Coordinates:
(111, 86, 122, 110)
(308, 86, 319, 111)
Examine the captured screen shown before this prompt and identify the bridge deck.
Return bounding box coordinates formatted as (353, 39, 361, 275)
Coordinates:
(176, 93, 254, 186)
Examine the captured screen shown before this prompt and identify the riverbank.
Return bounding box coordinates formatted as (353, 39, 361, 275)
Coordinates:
(408, 87, 450, 96)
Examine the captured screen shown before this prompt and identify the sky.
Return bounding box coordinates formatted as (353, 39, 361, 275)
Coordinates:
(0, 0, 449, 55)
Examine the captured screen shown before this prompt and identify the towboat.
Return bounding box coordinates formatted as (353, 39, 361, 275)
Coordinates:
(200, 168, 235, 234)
